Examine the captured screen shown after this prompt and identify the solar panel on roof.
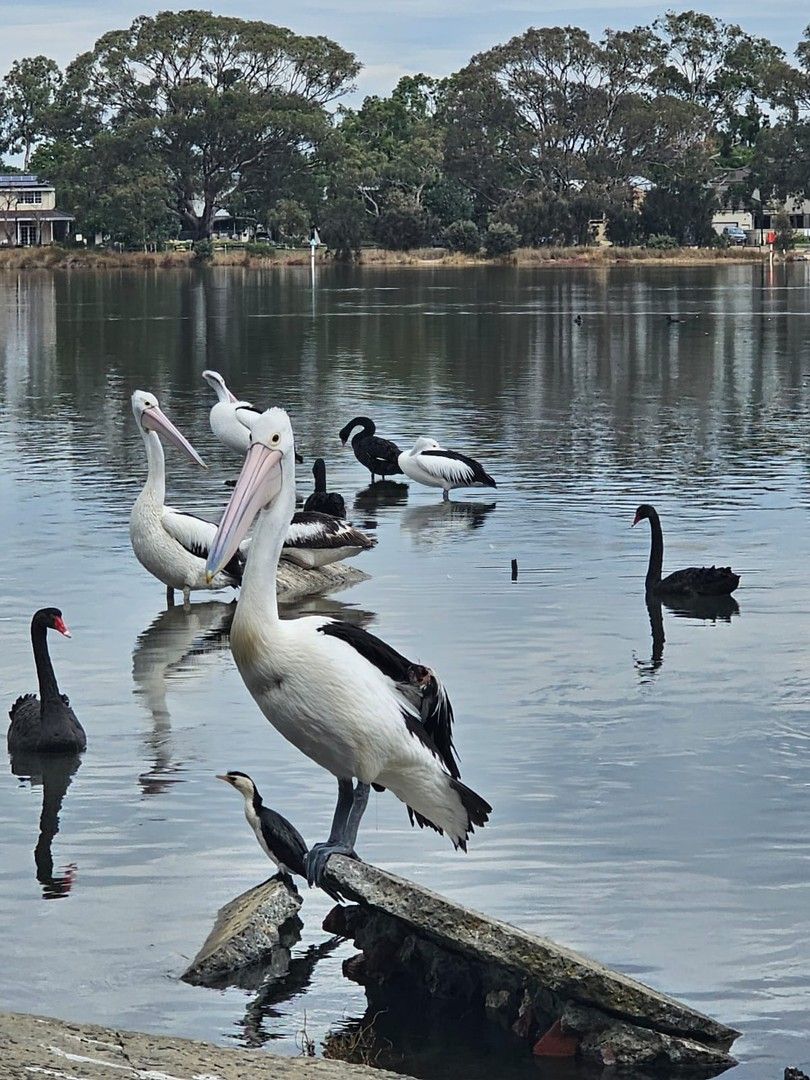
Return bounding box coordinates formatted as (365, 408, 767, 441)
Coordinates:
(0, 174, 41, 186)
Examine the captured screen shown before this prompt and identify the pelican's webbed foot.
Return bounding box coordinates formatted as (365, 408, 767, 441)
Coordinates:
(306, 841, 356, 900)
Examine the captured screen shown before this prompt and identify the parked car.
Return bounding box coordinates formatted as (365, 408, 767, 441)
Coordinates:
(721, 225, 748, 245)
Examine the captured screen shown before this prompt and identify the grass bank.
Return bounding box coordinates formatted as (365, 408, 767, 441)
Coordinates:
(0, 243, 776, 272)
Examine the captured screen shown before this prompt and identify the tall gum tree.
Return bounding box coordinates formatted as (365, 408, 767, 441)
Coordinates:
(64, 11, 359, 238)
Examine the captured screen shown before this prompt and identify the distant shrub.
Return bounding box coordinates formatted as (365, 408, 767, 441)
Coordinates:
(483, 221, 520, 258)
(245, 241, 277, 257)
(374, 192, 432, 251)
(645, 233, 679, 250)
(772, 211, 795, 254)
(442, 219, 480, 254)
(192, 238, 214, 261)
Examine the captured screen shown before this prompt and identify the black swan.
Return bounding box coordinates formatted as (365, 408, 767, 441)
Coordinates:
(338, 416, 403, 482)
(632, 504, 740, 596)
(303, 458, 346, 518)
(8, 608, 86, 754)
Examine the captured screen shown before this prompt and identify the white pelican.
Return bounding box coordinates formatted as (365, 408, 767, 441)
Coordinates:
(129, 390, 243, 607)
(205, 409, 491, 889)
(203, 371, 373, 569)
(398, 437, 497, 501)
(281, 512, 376, 568)
(202, 369, 303, 463)
(202, 370, 263, 454)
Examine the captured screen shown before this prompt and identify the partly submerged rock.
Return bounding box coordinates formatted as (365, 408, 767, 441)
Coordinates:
(276, 560, 369, 601)
(181, 875, 303, 988)
(322, 855, 739, 1076)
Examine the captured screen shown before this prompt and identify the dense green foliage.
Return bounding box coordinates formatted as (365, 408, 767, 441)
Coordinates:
(2, 9, 810, 250)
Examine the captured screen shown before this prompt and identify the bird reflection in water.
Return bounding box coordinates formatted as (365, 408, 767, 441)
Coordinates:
(10, 751, 81, 899)
(278, 595, 376, 630)
(636, 594, 740, 678)
(237, 937, 343, 1048)
(400, 500, 497, 547)
(352, 481, 409, 529)
(132, 601, 235, 794)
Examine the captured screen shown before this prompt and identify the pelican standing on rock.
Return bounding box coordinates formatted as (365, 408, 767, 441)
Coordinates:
(205, 409, 491, 890)
(129, 390, 243, 606)
(398, 437, 497, 501)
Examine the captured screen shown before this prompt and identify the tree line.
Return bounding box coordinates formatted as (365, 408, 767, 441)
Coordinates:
(1, 9, 809, 255)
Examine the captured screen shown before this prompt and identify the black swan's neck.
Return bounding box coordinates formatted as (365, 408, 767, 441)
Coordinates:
(646, 510, 664, 588)
(354, 418, 375, 440)
(32, 623, 61, 704)
(313, 459, 327, 493)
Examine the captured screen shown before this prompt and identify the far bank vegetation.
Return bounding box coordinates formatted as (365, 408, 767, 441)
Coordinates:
(1, 9, 810, 259)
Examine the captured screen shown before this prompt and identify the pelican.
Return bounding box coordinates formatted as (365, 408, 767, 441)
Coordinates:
(205, 409, 491, 890)
(202, 370, 303, 463)
(202, 370, 264, 454)
(129, 390, 243, 607)
(398, 437, 496, 501)
(202, 372, 372, 568)
(281, 512, 376, 568)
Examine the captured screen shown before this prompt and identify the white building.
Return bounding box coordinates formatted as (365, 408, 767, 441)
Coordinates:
(0, 174, 75, 246)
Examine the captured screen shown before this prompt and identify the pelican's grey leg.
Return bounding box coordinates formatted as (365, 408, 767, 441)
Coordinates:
(166, 586, 175, 607)
(306, 778, 366, 893)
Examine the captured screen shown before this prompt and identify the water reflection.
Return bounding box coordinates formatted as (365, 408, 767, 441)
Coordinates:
(352, 481, 409, 523)
(237, 937, 343, 1048)
(400, 500, 497, 547)
(278, 595, 376, 629)
(636, 595, 741, 679)
(132, 601, 234, 794)
(10, 752, 81, 899)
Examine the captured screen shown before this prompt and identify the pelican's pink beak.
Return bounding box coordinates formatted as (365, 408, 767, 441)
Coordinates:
(142, 404, 207, 468)
(54, 616, 71, 638)
(206, 444, 283, 581)
(227, 388, 239, 403)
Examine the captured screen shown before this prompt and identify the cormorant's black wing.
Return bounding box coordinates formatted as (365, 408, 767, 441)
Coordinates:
(259, 806, 308, 878)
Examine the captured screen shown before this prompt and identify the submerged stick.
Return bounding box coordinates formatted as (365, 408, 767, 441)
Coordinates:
(511, 558, 518, 581)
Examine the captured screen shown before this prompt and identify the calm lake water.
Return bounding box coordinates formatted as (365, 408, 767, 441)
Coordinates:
(1, 262, 809, 1078)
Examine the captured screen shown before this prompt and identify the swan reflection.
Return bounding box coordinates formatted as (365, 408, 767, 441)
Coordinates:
(400, 500, 497, 547)
(352, 481, 409, 527)
(636, 594, 741, 678)
(10, 751, 81, 899)
(132, 601, 235, 794)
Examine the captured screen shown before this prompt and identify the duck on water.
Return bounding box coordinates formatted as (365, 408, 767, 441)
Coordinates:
(8, 608, 86, 755)
(205, 408, 491, 891)
(632, 504, 740, 597)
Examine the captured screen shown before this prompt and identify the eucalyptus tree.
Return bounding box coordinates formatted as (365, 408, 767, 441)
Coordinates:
(63, 10, 359, 238)
(0, 56, 62, 168)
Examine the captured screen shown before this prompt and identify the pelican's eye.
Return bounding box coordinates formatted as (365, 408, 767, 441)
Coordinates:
(271, 433, 280, 444)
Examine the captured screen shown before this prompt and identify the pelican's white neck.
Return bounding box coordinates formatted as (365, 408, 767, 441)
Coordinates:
(237, 457, 297, 624)
(141, 428, 166, 504)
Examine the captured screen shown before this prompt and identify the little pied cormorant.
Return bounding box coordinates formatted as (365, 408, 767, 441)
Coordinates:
(217, 771, 308, 879)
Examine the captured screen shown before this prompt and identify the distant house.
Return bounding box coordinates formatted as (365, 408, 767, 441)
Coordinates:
(711, 167, 810, 240)
(0, 174, 75, 246)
